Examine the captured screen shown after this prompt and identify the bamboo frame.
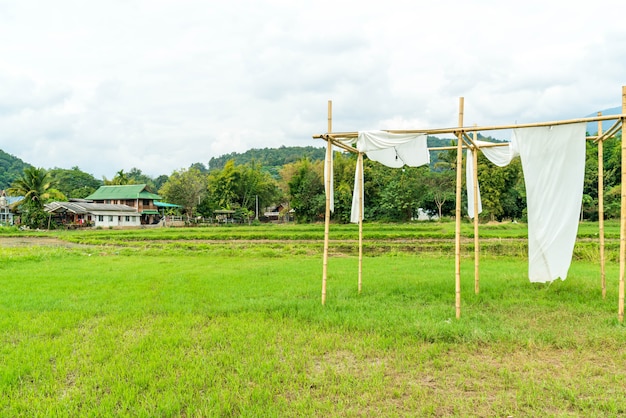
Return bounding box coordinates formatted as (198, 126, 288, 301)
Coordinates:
(598, 113, 606, 299)
(357, 153, 364, 294)
(322, 100, 332, 305)
(593, 119, 622, 143)
(473, 130, 480, 294)
(315, 88, 626, 322)
(617, 86, 626, 323)
(314, 114, 623, 142)
(455, 98, 464, 319)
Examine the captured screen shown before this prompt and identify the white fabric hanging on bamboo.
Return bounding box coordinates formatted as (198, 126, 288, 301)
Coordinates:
(466, 141, 519, 218)
(481, 141, 519, 167)
(357, 131, 430, 168)
(512, 123, 586, 283)
(351, 156, 364, 223)
(465, 148, 482, 219)
(323, 144, 335, 212)
(349, 131, 430, 223)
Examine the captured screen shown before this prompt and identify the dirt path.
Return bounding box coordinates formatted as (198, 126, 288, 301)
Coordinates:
(0, 237, 85, 248)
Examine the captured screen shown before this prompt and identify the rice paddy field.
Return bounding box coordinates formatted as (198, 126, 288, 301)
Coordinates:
(1, 221, 625, 416)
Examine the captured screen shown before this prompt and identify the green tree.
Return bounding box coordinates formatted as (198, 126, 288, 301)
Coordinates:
(206, 159, 282, 222)
(469, 150, 524, 222)
(8, 167, 64, 228)
(103, 169, 136, 186)
(284, 158, 324, 223)
(603, 135, 622, 191)
(159, 167, 208, 218)
(585, 135, 622, 220)
(153, 175, 169, 192)
(423, 169, 455, 220)
(209, 146, 325, 178)
(376, 166, 427, 222)
(126, 167, 158, 191)
(49, 166, 101, 199)
(234, 160, 281, 219)
(207, 160, 239, 209)
(189, 162, 209, 174)
(331, 152, 358, 223)
(605, 184, 621, 219)
(0, 149, 31, 190)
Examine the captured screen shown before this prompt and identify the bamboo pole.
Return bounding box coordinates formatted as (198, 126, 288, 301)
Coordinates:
(431, 143, 507, 152)
(313, 114, 624, 140)
(357, 152, 364, 294)
(455, 97, 464, 319)
(323, 136, 356, 153)
(473, 130, 480, 294)
(322, 100, 332, 305)
(617, 86, 626, 323)
(593, 119, 623, 143)
(462, 132, 476, 148)
(598, 112, 606, 299)
(327, 135, 600, 156)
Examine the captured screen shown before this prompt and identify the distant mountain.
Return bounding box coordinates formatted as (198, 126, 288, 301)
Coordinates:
(0, 149, 31, 190)
(586, 106, 622, 135)
(208, 146, 327, 178)
(207, 136, 510, 177)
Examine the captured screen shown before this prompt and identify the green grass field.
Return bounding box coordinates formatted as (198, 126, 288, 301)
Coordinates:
(1, 222, 625, 416)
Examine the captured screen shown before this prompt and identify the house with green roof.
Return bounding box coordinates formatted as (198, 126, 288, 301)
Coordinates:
(45, 200, 142, 228)
(85, 184, 162, 225)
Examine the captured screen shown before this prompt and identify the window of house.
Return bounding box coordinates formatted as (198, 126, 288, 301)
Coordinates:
(98, 215, 104, 222)
(125, 216, 130, 222)
(109, 216, 113, 222)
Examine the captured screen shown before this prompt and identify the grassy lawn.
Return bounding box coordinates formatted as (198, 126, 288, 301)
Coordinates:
(1, 222, 625, 416)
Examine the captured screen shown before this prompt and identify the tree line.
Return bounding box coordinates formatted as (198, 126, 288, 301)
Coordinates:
(2, 135, 622, 228)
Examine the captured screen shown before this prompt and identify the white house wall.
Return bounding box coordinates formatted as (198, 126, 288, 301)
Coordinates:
(92, 213, 141, 228)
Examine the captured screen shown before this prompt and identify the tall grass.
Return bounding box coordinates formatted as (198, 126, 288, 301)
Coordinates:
(1, 223, 625, 416)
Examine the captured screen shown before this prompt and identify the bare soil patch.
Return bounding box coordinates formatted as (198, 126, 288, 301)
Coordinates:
(0, 237, 85, 248)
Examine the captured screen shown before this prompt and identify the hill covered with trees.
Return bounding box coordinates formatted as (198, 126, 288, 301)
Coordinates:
(3, 129, 622, 227)
(208, 146, 327, 178)
(205, 138, 474, 176)
(0, 149, 31, 190)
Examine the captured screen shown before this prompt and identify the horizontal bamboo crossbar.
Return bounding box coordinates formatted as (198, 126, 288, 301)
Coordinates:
(313, 113, 624, 140)
(594, 119, 623, 143)
(325, 134, 619, 154)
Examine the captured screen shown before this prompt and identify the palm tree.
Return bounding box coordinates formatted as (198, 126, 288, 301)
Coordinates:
(103, 169, 136, 185)
(8, 167, 62, 228)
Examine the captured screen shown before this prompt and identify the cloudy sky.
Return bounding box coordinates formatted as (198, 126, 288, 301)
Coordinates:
(0, 0, 624, 179)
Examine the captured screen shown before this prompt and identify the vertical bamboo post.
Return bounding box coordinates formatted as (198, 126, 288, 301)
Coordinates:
(473, 130, 480, 294)
(455, 97, 465, 319)
(358, 152, 364, 294)
(598, 112, 606, 299)
(322, 100, 332, 305)
(617, 86, 626, 323)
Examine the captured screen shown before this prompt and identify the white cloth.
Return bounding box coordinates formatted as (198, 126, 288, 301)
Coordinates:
(465, 148, 482, 219)
(480, 141, 518, 167)
(348, 131, 430, 223)
(466, 141, 519, 218)
(512, 123, 586, 283)
(350, 156, 364, 224)
(357, 131, 430, 168)
(323, 145, 334, 212)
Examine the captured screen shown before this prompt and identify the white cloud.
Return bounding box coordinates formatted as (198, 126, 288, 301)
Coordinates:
(0, 0, 624, 178)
